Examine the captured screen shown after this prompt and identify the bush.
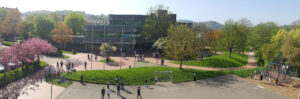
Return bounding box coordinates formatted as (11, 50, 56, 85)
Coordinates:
(0, 61, 48, 88)
(99, 58, 116, 63)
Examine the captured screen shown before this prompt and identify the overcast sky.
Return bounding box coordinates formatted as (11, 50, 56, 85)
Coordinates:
(1, 0, 300, 25)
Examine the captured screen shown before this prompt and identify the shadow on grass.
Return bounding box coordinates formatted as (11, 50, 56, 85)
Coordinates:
(202, 74, 239, 88)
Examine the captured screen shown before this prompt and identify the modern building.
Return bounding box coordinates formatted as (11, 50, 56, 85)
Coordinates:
(81, 11, 176, 51)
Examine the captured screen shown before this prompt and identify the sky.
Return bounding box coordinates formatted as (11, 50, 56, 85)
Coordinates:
(0, 0, 300, 25)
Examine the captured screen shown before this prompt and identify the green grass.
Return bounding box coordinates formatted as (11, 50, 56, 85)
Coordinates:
(99, 58, 116, 63)
(62, 50, 77, 55)
(0, 61, 48, 88)
(62, 66, 263, 85)
(172, 52, 248, 68)
(2, 41, 14, 46)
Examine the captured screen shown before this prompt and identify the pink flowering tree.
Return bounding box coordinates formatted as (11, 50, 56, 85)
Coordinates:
(0, 38, 56, 73)
(21, 37, 57, 61)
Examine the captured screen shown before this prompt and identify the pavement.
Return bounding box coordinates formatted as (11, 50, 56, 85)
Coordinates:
(56, 74, 289, 99)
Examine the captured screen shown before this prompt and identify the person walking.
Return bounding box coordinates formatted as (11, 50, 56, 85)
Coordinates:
(260, 73, 263, 84)
(154, 75, 158, 84)
(88, 54, 90, 60)
(137, 87, 142, 99)
(116, 77, 119, 86)
(121, 80, 125, 89)
(57, 61, 59, 69)
(84, 61, 87, 70)
(250, 72, 253, 80)
(95, 55, 97, 60)
(107, 88, 111, 99)
(254, 70, 257, 79)
(101, 87, 105, 99)
(193, 73, 196, 81)
(161, 59, 164, 66)
(106, 80, 110, 89)
(144, 80, 148, 87)
(60, 61, 63, 68)
(117, 85, 121, 96)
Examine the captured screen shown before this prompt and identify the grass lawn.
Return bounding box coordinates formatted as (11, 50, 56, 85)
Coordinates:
(2, 41, 14, 46)
(62, 66, 262, 86)
(172, 52, 248, 68)
(99, 58, 116, 63)
(62, 50, 77, 55)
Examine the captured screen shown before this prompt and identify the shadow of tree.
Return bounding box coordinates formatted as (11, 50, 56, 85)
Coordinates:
(0, 66, 55, 98)
(201, 74, 240, 88)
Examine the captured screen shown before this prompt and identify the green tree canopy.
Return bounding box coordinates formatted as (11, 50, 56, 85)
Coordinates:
(281, 28, 300, 67)
(164, 24, 196, 69)
(99, 43, 117, 60)
(142, 5, 173, 42)
(34, 15, 55, 39)
(220, 19, 244, 58)
(64, 12, 86, 34)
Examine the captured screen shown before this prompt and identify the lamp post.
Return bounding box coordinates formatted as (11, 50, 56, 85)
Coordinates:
(91, 23, 94, 70)
(120, 26, 124, 70)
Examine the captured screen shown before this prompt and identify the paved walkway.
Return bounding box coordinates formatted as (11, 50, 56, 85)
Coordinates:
(146, 52, 258, 71)
(56, 74, 288, 99)
(62, 52, 257, 71)
(0, 56, 66, 99)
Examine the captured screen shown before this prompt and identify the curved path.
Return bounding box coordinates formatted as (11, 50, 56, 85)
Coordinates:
(145, 52, 258, 71)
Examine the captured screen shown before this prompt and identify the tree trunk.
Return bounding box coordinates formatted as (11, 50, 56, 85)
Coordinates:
(179, 59, 183, 70)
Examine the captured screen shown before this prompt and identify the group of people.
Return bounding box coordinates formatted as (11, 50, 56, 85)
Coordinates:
(57, 61, 76, 73)
(250, 64, 291, 86)
(87, 53, 98, 61)
(101, 77, 142, 99)
(135, 54, 145, 62)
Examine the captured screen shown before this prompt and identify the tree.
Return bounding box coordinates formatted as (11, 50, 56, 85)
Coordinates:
(281, 28, 300, 67)
(50, 12, 62, 23)
(206, 30, 221, 54)
(193, 22, 209, 60)
(237, 18, 252, 52)
(21, 37, 57, 61)
(34, 15, 55, 39)
(51, 23, 73, 49)
(99, 43, 117, 60)
(1, 9, 22, 40)
(164, 25, 195, 69)
(142, 5, 173, 42)
(291, 19, 300, 29)
(18, 20, 35, 40)
(152, 37, 166, 50)
(220, 19, 245, 58)
(248, 22, 278, 50)
(64, 12, 86, 34)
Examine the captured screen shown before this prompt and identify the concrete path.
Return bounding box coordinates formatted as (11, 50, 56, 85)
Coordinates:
(56, 74, 288, 99)
(146, 52, 258, 71)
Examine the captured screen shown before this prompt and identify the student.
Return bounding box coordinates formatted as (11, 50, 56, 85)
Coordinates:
(121, 80, 125, 89)
(137, 87, 142, 99)
(154, 75, 158, 84)
(95, 55, 97, 60)
(107, 80, 110, 89)
(161, 59, 164, 66)
(193, 73, 196, 81)
(88, 54, 90, 60)
(117, 85, 121, 96)
(250, 72, 253, 80)
(254, 70, 257, 79)
(268, 77, 271, 84)
(107, 88, 111, 99)
(57, 61, 59, 69)
(276, 74, 279, 86)
(260, 73, 263, 84)
(116, 77, 119, 86)
(144, 80, 148, 87)
(60, 61, 63, 68)
(84, 61, 87, 70)
(101, 87, 105, 99)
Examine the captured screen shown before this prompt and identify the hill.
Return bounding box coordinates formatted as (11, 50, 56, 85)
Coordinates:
(202, 21, 223, 30)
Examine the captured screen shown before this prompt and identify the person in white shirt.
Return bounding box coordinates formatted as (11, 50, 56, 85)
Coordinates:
(107, 88, 111, 99)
